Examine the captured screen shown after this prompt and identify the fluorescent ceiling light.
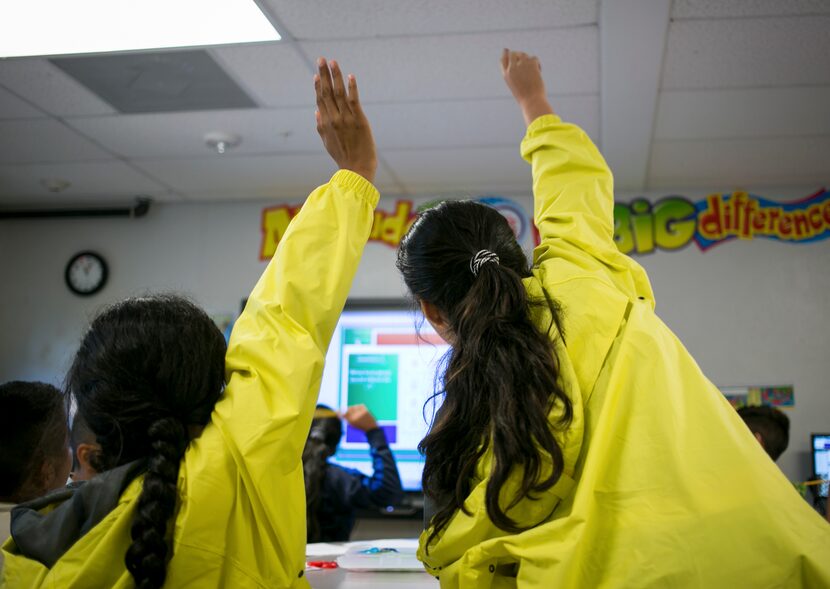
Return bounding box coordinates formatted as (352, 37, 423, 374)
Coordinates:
(0, 0, 280, 58)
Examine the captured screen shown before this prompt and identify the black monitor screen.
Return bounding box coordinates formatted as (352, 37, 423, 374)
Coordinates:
(813, 434, 830, 498)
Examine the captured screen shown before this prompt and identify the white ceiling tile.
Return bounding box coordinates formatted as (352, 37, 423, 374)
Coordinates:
(367, 94, 598, 150)
(0, 119, 113, 164)
(648, 136, 830, 188)
(662, 16, 830, 89)
(384, 146, 532, 194)
(134, 154, 398, 198)
(210, 44, 314, 108)
(68, 108, 319, 159)
(0, 161, 169, 201)
(672, 0, 830, 19)
(0, 59, 116, 116)
(300, 28, 598, 102)
(655, 87, 830, 140)
(266, 0, 597, 39)
(0, 86, 44, 119)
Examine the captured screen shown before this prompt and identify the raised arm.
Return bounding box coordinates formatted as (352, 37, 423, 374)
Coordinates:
(216, 58, 379, 476)
(502, 49, 629, 273)
(341, 405, 404, 508)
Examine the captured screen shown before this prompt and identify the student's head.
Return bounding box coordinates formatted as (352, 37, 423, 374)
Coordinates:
(303, 405, 342, 542)
(396, 200, 573, 546)
(396, 200, 530, 342)
(737, 405, 790, 461)
(69, 413, 104, 482)
(67, 295, 226, 589)
(308, 405, 342, 453)
(0, 381, 71, 503)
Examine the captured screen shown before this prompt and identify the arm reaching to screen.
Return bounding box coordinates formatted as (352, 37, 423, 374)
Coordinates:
(341, 405, 404, 508)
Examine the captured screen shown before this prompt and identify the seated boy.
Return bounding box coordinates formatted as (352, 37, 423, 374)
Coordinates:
(0, 381, 72, 569)
(737, 405, 789, 461)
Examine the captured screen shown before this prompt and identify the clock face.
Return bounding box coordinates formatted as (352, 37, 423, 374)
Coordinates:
(65, 252, 108, 296)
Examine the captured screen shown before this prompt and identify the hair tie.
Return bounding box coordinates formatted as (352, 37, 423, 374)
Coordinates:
(470, 250, 500, 276)
(313, 408, 338, 419)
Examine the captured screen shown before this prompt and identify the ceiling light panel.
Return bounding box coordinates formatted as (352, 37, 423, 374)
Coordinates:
(0, 0, 279, 58)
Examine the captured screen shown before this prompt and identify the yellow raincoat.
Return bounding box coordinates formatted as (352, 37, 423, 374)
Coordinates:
(1, 170, 379, 588)
(417, 115, 830, 588)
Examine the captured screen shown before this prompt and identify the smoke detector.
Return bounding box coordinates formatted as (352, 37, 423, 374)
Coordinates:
(204, 131, 241, 154)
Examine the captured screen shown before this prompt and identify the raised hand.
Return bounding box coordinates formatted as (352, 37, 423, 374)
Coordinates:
(342, 404, 379, 433)
(500, 48, 554, 127)
(314, 57, 378, 183)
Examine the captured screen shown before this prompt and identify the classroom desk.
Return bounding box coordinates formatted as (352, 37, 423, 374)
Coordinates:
(306, 568, 437, 588)
(306, 540, 438, 589)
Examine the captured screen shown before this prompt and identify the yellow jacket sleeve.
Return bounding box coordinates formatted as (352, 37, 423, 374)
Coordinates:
(522, 114, 653, 302)
(217, 168, 378, 482)
(185, 169, 378, 587)
(176, 171, 379, 587)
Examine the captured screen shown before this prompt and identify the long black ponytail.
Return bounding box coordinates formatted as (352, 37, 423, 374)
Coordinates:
(67, 295, 226, 588)
(396, 200, 572, 547)
(302, 406, 342, 542)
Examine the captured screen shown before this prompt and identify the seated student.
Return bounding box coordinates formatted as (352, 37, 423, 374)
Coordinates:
(737, 406, 830, 521)
(0, 381, 71, 571)
(2, 57, 379, 589)
(304, 404, 404, 542)
(0, 382, 71, 504)
(395, 49, 830, 587)
(737, 405, 790, 462)
(68, 414, 103, 483)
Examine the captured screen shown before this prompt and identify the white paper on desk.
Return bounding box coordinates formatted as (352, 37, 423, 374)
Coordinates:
(337, 538, 422, 571)
(306, 542, 349, 557)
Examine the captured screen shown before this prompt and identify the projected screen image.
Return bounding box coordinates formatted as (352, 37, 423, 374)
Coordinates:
(813, 434, 830, 498)
(317, 301, 449, 492)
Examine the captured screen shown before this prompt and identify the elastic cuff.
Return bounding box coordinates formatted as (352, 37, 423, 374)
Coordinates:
(331, 169, 380, 208)
(365, 428, 387, 448)
(525, 113, 563, 137)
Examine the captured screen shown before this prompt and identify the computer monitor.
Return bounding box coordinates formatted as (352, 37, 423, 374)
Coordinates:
(317, 299, 450, 492)
(812, 434, 830, 498)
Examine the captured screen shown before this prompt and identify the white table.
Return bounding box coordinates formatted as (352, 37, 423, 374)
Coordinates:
(305, 540, 438, 589)
(306, 569, 437, 589)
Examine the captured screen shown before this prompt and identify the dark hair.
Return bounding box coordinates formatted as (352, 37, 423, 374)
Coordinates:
(737, 405, 790, 461)
(0, 381, 68, 502)
(67, 295, 226, 589)
(302, 405, 342, 542)
(396, 200, 572, 548)
(70, 413, 106, 474)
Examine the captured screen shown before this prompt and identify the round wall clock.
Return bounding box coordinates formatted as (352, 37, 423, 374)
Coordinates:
(65, 251, 108, 296)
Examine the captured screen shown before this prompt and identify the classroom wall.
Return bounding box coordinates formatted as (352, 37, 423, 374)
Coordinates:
(1, 185, 827, 483)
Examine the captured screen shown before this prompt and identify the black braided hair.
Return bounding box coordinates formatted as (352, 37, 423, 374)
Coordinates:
(125, 417, 187, 588)
(67, 295, 226, 588)
(302, 405, 342, 543)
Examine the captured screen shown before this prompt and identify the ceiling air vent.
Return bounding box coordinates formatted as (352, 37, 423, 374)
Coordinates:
(51, 49, 256, 113)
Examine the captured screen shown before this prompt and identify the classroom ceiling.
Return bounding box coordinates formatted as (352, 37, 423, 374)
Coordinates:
(0, 0, 829, 205)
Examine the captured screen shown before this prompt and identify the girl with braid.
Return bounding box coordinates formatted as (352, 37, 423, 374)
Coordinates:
(397, 49, 830, 588)
(1, 57, 379, 588)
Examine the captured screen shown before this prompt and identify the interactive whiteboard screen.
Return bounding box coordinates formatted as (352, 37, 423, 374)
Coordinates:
(317, 301, 449, 491)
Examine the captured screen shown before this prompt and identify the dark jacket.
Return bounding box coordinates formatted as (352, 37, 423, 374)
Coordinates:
(314, 428, 404, 542)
